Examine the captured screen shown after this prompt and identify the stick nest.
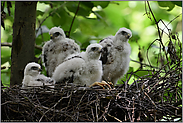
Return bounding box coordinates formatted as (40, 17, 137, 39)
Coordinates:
(2, 62, 182, 122)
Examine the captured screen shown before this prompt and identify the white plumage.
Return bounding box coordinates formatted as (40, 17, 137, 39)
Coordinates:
(42, 27, 80, 77)
(22, 62, 55, 88)
(52, 43, 103, 86)
(99, 27, 132, 85)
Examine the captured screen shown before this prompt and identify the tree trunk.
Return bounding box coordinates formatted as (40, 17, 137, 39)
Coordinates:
(10, 2, 37, 86)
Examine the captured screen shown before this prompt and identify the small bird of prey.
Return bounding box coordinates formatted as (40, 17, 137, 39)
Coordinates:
(99, 27, 132, 85)
(42, 27, 80, 77)
(22, 62, 55, 88)
(52, 43, 103, 87)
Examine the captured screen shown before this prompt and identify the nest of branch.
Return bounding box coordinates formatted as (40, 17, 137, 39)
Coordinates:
(2, 61, 182, 122)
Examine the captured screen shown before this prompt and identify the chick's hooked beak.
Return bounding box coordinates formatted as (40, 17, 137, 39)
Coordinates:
(125, 33, 131, 39)
(50, 34, 53, 39)
(100, 47, 105, 53)
(38, 67, 42, 72)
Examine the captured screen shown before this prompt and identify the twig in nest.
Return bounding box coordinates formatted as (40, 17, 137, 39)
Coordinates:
(98, 99, 111, 121)
(101, 110, 122, 122)
(39, 93, 72, 122)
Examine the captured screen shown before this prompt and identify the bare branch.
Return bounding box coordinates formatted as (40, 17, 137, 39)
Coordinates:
(1, 42, 42, 50)
(67, 2, 80, 38)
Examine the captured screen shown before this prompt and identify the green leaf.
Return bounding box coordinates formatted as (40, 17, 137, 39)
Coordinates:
(1, 47, 11, 64)
(1, 69, 11, 87)
(1, 47, 11, 57)
(92, 1, 110, 8)
(1, 56, 11, 65)
(36, 10, 44, 16)
(157, 1, 175, 11)
(66, 2, 91, 17)
(119, 67, 134, 84)
(134, 70, 152, 78)
(39, 1, 51, 4)
(36, 33, 50, 45)
(171, 1, 182, 7)
(80, 1, 94, 9)
(51, 6, 79, 35)
(7, 35, 12, 43)
(52, 8, 68, 26)
(50, 1, 64, 5)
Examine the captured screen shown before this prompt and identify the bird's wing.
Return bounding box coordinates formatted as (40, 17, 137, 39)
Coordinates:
(28, 79, 43, 86)
(52, 56, 85, 84)
(99, 38, 114, 64)
(66, 38, 80, 53)
(37, 74, 55, 85)
(42, 41, 51, 75)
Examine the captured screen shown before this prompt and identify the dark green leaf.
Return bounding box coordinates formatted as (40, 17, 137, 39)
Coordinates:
(36, 10, 44, 16)
(157, 1, 175, 11)
(50, 1, 64, 5)
(39, 1, 51, 4)
(80, 1, 94, 9)
(1, 68, 11, 87)
(1, 56, 10, 64)
(171, 1, 182, 7)
(52, 8, 68, 26)
(7, 35, 12, 43)
(92, 1, 110, 8)
(66, 2, 91, 17)
(51, 7, 79, 35)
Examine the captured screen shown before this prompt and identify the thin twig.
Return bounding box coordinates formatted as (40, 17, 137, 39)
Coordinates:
(67, 1, 80, 38)
(1, 42, 42, 50)
(36, 2, 66, 34)
(39, 93, 72, 122)
(146, 1, 170, 69)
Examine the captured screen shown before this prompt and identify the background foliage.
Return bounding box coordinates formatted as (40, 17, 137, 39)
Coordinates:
(1, 1, 182, 87)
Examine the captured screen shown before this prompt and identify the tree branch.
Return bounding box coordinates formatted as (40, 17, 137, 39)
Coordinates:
(1, 42, 42, 50)
(67, 1, 80, 38)
(36, 2, 66, 34)
(130, 58, 159, 69)
(146, 1, 170, 69)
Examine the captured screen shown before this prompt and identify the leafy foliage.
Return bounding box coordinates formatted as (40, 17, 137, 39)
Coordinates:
(1, 1, 182, 87)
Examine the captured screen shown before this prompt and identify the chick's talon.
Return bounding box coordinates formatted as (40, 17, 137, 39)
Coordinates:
(89, 81, 113, 89)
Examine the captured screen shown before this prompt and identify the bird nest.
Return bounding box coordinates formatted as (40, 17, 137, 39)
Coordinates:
(1, 61, 182, 122)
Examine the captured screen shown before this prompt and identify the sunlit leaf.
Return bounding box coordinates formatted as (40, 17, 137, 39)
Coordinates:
(1, 47, 11, 57)
(118, 67, 134, 84)
(134, 70, 153, 78)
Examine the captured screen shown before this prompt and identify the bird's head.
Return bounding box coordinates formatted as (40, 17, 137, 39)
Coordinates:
(86, 43, 103, 60)
(49, 27, 66, 41)
(115, 27, 132, 42)
(24, 62, 42, 76)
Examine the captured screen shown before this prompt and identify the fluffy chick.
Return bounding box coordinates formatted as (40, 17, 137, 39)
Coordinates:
(22, 62, 55, 88)
(42, 27, 80, 77)
(52, 43, 103, 86)
(99, 27, 132, 85)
